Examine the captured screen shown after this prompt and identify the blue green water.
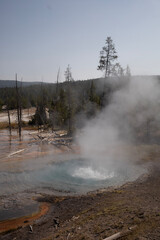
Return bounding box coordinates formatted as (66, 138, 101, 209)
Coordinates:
(0, 157, 146, 195)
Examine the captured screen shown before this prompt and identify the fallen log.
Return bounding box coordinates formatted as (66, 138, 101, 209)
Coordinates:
(103, 225, 137, 240)
(28, 131, 38, 135)
(8, 149, 26, 157)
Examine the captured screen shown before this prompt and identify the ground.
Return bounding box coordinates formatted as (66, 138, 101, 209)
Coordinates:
(0, 162, 160, 240)
(0, 128, 160, 240)
(0, 108, 36, 123)
(0, 108, 36, 128)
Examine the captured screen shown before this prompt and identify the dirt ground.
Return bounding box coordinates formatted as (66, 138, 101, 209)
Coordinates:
(0, 161, 160, 240)
(0, 108, 36, 124)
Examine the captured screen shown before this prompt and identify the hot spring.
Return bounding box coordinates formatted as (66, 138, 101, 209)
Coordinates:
(0, 154, 147, 196)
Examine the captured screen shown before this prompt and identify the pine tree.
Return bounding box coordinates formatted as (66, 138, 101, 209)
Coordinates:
(98, 37, 118, 77)
(111, 63, 124, 77)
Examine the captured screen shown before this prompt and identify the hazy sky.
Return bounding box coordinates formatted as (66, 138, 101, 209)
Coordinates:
(0, 0, 160, 82)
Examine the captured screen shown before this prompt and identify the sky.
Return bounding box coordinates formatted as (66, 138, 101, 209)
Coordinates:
(0, 0, 160, 82)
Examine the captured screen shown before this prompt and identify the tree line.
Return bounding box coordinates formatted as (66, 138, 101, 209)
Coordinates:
(0, 37, 131, 136)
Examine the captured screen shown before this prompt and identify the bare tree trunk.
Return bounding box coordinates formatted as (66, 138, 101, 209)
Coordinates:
(56, 67, 60, 98)
(53, 68, 60, 132)
(15, 74, 22, 137)
(49, 110, 54, 133)
(5, 87, 12, 134)
(7, 108, 11, 134)
(19, 79, 22, 128)
(67, 81, 72, 135)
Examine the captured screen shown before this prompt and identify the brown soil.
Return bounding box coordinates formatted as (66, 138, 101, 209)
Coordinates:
(1, 163, 160, 240)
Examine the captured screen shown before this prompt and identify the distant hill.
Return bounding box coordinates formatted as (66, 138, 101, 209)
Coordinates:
(1, 76, 160, 89)
(0, 80, 45, 88)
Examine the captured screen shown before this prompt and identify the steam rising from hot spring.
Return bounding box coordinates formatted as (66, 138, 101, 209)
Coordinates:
(76, 77, 160, 168)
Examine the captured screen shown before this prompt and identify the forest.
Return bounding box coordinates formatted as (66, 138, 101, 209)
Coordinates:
(0, 76, 129, 130)
(0, 37, 132, 134)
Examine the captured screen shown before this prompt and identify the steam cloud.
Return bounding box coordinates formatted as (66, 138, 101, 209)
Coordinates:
(77, 77, 160, 170)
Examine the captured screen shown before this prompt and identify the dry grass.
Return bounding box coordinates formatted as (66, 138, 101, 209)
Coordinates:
(0, 122, 17, 129)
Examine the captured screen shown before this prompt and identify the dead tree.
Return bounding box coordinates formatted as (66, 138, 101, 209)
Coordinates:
(15, 74, 22, 137)
(50, 68, 60, 132)
(5, 88, 12, 134)
(65, 65, 74, 135)
(7, 106, 11, 134)
(19, 79, 22, 125)
(56, 67, 60, 98)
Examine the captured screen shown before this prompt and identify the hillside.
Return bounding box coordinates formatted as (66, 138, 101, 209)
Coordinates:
(0, 80, 44, 88)
(1, 75, 160, 89)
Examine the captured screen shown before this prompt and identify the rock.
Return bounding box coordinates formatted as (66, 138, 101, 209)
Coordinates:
(53, 218, 60, 228)
(29, 225, 33, 232)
